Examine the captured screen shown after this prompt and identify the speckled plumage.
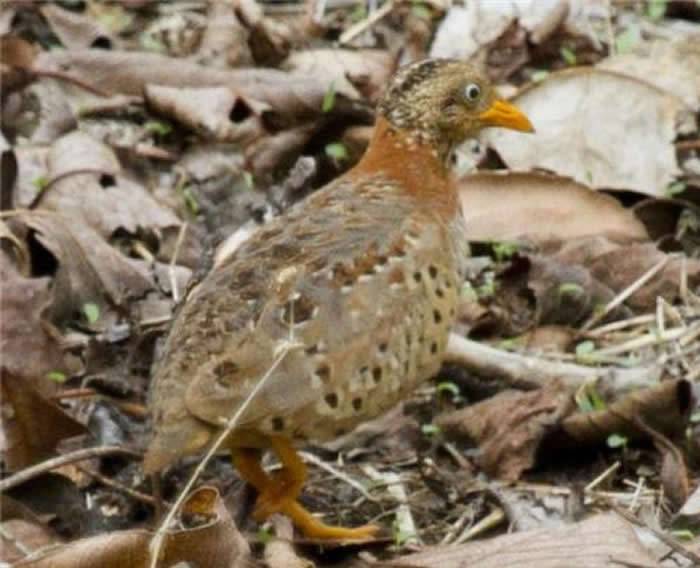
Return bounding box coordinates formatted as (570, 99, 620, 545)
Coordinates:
(145, 58, 532, 540)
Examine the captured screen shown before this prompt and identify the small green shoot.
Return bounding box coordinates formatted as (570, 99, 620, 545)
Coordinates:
(46, 371, 67, 383)
(436, 381, 460, 400)
(575, 383, 606, 413)
(666, 181, 686, 197)
(242, 171, 254, 189)
(492, 241, 518, 262)
(421, 423, 441, 436)
(144, 119, 172, 137)
(350, 3, 367, 22)
(33, 176, 49, 193)
(322, 81, 337, 113)
(559, 282, 584, 300)
(560, 46, 577, 66)
(615, 28, 638, 54)
(606, 433, 628, 449)
(83, 302, 100, 324)
(257, 526, 272, 544)
(532, 70, 549, 82)
(461, 282, 478, 302)
(182, 186, 200, 214)
(325, 142, 348, 162)
(410, 1, 431, 19)
(392, 520, 416, 547)
(575, 340, 597, 364)
(646, 0, 667, 20)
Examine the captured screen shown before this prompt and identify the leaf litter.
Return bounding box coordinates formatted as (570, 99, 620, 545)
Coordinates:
(1, 1, 700, 567)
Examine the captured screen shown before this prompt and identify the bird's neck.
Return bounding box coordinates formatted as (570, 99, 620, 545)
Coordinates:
(352, 117, 459, 218)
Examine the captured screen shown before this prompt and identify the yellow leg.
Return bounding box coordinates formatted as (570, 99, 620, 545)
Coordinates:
(231, 440, 380, 541)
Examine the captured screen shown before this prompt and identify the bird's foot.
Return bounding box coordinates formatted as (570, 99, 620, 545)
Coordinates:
(282, 500, 381, 542)
(253, 473, 298, 521)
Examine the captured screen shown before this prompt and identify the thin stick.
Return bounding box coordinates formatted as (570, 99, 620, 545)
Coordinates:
(454, 507, 505, 545)
(148, 339, 301, 568)
(584, 461, 620, 493)
(169, 222, 188, 303)
(0, 446, 141, 492)
(580, 255, 671, 332)
(299, 451, 377, 502)
(77, 465, 159, 507)
(339, 0, 394, 45)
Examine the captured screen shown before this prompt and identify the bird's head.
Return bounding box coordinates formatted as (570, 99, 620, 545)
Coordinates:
(377, 59, 533, 158)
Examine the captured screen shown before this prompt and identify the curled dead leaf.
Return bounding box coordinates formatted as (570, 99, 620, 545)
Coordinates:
(14, 486, 250, 568)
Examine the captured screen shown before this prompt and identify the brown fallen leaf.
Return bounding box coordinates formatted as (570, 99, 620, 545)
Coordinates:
(40, 131, 180, 240)
(283, 48, 395, 104)
(561, 379, 693, 445)
(0, 495, 62, 564)
(484, 68, 689, 196)
(0, 253, 67, 381)
(14, 212, 154, 326)
(36, 49, 367, 124)
(0, 35, 39, 96)
(586, 243, 700, 311)
(436, 381, 573, 481)
(144, 85, 266, 143)
(40, 4, 117, 51)
(458, 172, 649, 245)
(15, 487, 250, 568)
(1, 370, 86, 471)
(393, 513, 655, 568)
(492, 252, 622, 334)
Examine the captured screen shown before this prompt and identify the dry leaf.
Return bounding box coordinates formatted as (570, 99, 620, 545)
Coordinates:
(15, 487, 250, 568)
(13, 212, 154, 325)
(586, 243, 700, 311)
(395, 513, 655, 568)
(459, 171, 649, 244)
(41, 131, 180, 239)
(283, 48, 394, 104)
(40, 4, 116, 51)
(1, 370, 86, 471)
(436, 381, 572, 480)
(0, 254, 67, 381)
(485, 68, 689, 196)
(144, 85, 265, 143)
(562, 379, 692, 445)
(597, 39, 700, 111)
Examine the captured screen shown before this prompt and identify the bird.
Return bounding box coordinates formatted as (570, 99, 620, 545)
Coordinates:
(144, 58, 533, 541)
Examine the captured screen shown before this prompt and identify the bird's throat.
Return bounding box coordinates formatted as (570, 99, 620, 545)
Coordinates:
(353, 117, 458, 216)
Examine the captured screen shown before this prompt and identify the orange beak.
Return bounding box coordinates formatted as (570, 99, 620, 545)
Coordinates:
(479, 99, 534, 133)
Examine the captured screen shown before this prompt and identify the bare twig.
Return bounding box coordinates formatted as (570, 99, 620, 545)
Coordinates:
(444, 333, 661, 394)
(299, 451, 378, 503)
(77, 465, 159, 507)
(580, 255, 671, 332)
(0, 446, 142, 492)
(169, 222, 188, 303)
(339, 0, 394, 45)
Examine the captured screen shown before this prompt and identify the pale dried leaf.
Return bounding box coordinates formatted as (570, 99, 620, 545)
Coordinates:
(598, 39, 700, 111)
(396, 513, 654, 568)
(485, 69, 687, 196)
(459, 171, 649, 244)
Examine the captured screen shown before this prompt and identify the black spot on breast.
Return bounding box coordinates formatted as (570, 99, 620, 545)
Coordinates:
(325, 392, 339, 409)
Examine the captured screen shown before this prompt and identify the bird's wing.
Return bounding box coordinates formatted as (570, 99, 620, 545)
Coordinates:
(149, 173, 464, 451)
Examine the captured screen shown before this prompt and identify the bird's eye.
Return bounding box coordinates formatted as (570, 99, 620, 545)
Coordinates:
(464, 83, 481, 102)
